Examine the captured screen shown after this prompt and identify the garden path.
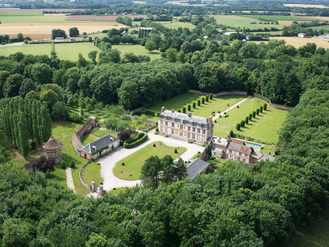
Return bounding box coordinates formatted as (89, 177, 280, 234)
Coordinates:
(66, 167, 76, 193)
(213, 96, 251, 120)
(99, 130, 204, 191)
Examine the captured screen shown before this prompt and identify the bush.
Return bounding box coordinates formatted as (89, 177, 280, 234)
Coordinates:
(206, 95, 209, 102)
(122, 162, 125, 166)
(91, 159, 95, 162)
(188, 104, 191, 111)
(236, 123, 241, 130)
(227, 104, 229, 106)
(214, 120, 217, 123)
(237, 105, 239, 108)
(178, 109, 181, 112)
(202, 97, 205, 104)
(230, 130, 234, 137)
(245, 116, 249, 124)
(188, 139, 193, 143)
(153, 143, 156, 147)
(209, 93, 213, 100)
(260, 106, 263, 113)
(256, 109, 260, 115)
(156, 127, 159, 132)
(241, 120, 245, 127)
(174, 148, 178, 153)
(253, 111, 256, 118)
(70, 112, 83, 123)
(69, 160, 75, 168)
(264, 103, 267, 110)
(182, 107, 186, 113)
(164, 134, 169, 137)
(193, 102, 196, 108)
(60, 160, 66, 169)
(123, 133, 148, 148)
(249, 113, 252, 121)
(197, 100, 201, 106)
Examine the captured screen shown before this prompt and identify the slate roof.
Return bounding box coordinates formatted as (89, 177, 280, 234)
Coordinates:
(186, 158, 210, 180)
(79, 134, 118, 154)
(227, 142, 253, 155)
(43, 135, 62, 150)
(211, 136, 228, 147)
(160, 110, 208, 124)
(258, 153, 275, 162)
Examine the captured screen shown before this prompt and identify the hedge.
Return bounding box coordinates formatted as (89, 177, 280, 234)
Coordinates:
(125, 132, 145, 144)
(123, 133, 148, 148)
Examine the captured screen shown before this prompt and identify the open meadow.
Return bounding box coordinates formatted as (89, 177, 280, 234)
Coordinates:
(213, 97, 288, 145)
(250, 37, 329, 49)
(238, 15, 311, 21)
(162, 22, 196, 29)
(112, 44, 162, 60)
(113, 141, 187, 180)
(0, 42, 100, 61)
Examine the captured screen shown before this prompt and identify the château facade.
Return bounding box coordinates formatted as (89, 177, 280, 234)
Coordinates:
(158, 107, 213, 143)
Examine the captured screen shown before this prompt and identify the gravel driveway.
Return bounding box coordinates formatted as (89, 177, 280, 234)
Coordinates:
(99, 129, 204, 191)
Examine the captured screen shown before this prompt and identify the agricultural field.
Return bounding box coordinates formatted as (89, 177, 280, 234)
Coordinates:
(113, 141, 187, 180)
(145, 93, 246, 120)
(213, 15, 284, 30)
(162, 22, 196, 29)
(0, 43, 100, 61)
(239, 15, 311, 21)
(250, 37, 329, 49)
(112, 44, 162, 60)
(283, 4, 329, 8)
(65, 14, 147, 21)
(213, 97, 288, 145)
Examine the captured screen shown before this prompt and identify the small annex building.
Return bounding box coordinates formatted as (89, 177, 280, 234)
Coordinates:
(79, 134, 119, 160)
(42, 135, 63, 164)
(186, 158, 210, 180)
(55, 37, 64, 42)
(158, 107, 213, 143)
(298, 33, 311, 38)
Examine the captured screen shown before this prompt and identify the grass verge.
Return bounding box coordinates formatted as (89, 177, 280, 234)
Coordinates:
(82, 162, 103, 186)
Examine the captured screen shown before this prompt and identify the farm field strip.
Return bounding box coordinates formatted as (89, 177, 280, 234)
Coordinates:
(213, 15, 284, 29)
(65, 14, 147, 21)
(250, 37, 329, 49)
(238, 15, 311, 21)
(111, 44, 161, 60)
(162, 22, 196, 29)
(283, 4, 329, 8)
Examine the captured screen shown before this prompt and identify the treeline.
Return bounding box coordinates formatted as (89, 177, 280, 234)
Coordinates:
(116, 16, 132, 26)
(282, 20, 329, 37)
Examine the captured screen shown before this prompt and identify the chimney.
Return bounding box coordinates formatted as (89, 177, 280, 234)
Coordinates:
(188, 112, 192, 117)
(171, 109, 174, 113)
(161, 106, 165, 113)
(208, 116, 213, 125)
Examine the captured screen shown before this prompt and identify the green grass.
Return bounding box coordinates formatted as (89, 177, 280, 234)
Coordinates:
(146, 92, 246, 119)
(213, 15, 284, 29)
(0, 43, 100, 61)
(113, 141, 187, 180)
(112, 44, 161, 60)
(239, 15, 311, 21)
(0, 12, 43, 16)
(52, 121, 90, 195)
(214, 97, 288, 145)
(81, 133, 99, 145)
(0, 15, 68, 23)
(108, 187, 128, 195)
(162, 22, 196, 29)
(92, 127, 118, 138)
(82, 162, 103, 186)
(309, 25, 329, 30)
(47, 164, 67, 188)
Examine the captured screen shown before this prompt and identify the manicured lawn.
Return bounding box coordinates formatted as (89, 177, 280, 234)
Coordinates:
(113, 141, 187, 180)
(162, 22, 196, 29)
(146, 92, 246, 119)
(214, 97, 288, 145)
(112, 45, 161, 60)
(213, 15, 285, 30)
(0, 43, 99, 62)
(52, 121, 90, 195)
(108, 187, 128, 196)
(47, 164, 67, 188)
(82, 162, 103, 186)
(92, 127, 118, 138)
(0, 15, 68, 23)
(81, 133, 99, 145)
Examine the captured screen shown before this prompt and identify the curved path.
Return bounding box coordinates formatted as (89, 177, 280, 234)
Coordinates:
(99, 129, 204, 191)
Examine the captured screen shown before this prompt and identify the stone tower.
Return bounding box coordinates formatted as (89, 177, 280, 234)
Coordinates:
(42, 135, 63, 164)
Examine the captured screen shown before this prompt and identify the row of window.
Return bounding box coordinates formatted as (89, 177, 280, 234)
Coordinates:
(159, 127, 206, 142)
(161, 121, 206, 134)
(226, 154, 247, 163)
(228, 150, 248, 158)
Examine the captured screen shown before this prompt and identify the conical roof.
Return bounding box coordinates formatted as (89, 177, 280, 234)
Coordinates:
(42, 135, 63, 150)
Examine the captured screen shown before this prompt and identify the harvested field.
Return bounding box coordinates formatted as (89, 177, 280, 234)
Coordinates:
(278, 20, 312, 26)
(249, 37, 329, 49)
(132, 1, 146, 3)
(0, 23, 127, 36)
(284, 4, 329, 8)
(0, 8, 42, 13)
(8, 34, 52, 40)
(65, 15, 147, 21)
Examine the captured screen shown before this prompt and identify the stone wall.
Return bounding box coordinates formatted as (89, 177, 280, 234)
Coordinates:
(79, 160, 91, 190)
(254, 93, 294, 110)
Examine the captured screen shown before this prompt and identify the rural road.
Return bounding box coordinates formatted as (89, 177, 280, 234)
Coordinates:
(99, 129, 204, 191)
(0, 42, 24, 47)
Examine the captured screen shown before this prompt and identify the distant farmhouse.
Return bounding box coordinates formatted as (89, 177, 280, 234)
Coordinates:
(158, 107, 213, 143)
(210, 136, 275, 164)
(298, 33, 311, 38)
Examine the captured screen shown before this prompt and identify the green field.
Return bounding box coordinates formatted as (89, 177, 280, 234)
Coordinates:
(0, 15, 68, 23)
(52, 121, 90, 195)
(83, 162, 103, 186)
(112, 45, 161, 60)
(92, 127, 118, 138)
(81, 133, 99, 145)
(146, 93, 246, 120)
(0, 12, 43, 16)
(213, 15, 284, 29)
(239, 15, 311, 21)
(309, 25, 329, 30)
(214, 97, 288, 144)
(162, 22, 196, 29)
(0, 43, 100, 61)
(108, 187, 128, 195)
(113, 141, 187, 180)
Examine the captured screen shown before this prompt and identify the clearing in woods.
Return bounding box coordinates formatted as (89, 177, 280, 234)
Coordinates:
(111, 45, 162, 61)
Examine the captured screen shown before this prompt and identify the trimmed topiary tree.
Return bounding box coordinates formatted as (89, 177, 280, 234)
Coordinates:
(256, 109, 260, 115)
(178, 109, 181, 112)
(229, 130, 234, 137)
(193, 102, 196, 108)
(249, 113, 252, 121)
(122, 162, 125, 166)
(188, 104, 191, 111)
(209, 93, 213, 100)
(253, 111, 256, 118)
(60, 160, 66, 169)
(205, 95, 209, 102)
(264, 103, 267, 110)
(236, 123, 241, 131)
(240, 120, 245, 128)
(153, 143, 156, 147)
(182, 107, 186, 113)
(174, 148, 178, 153)
(260, 106, 263, 113)
(202, 97, 205, 104)
(69, 160, 75, 168)
(197, 100, 201, 106)
(245, 116, 249, 124)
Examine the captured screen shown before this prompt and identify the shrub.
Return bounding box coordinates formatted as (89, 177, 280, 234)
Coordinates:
(224, 112, 227, 115)
(227, 104, 229, 106)
(193, 102, 196, 108)
(182, 107, 186, 113)
(236, 123, 241, 130)
(206, 95, 209, 102)
(122, 162, 125, 166)
(202, 97, 205, 104)
(113, 187, 116, 190)
(174, 148, 178, 153)
(256, 109, 260, 115)
(253, 111, 256, 118)
(118, 129, 133, 141)
(249, 113, 252, 121)
(245, 116, 249, 124)
(188, 139, 193, 143)
(156, 127, 159, 132)
(218, 110, 220, 113)
(123, 133, 148, 148)
(214, 120, 217, 123)
(230, 130, 234, 137)
(70, 112, 83, 123)
(264, 103, 267, 110)
(60, 160, 66, 169)
(69, 160, 75, 168)
(164, 134, 169, 137)
(197, 100, 201, 106)
(237, 105, 239, 108)
(178, 109, 181, 112)
(209, 93, 213, 100)
(153, 143, 156, 147)
(91, 159, 95, 162)
(260, 106, 263, 113)
(188, 104, 191, 111)
(240, 120, 245, 128)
